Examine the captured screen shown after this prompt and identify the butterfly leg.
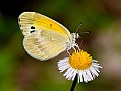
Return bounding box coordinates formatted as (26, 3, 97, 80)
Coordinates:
(75, 43, 80, 51)
(72, 46, 76, 51)
(72, 43, 80, 51)
(67, 49, 71, 56)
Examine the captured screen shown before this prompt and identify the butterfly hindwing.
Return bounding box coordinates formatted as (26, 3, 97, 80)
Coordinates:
(23, 30, 67, 61)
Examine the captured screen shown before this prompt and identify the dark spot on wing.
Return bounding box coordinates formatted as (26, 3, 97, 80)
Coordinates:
(30, 30, 35, 33)
(18, 18, 20, 22)
(50, 24, 52, 27)
(31, 26, 35, 29)
(19, 23, 21, 27)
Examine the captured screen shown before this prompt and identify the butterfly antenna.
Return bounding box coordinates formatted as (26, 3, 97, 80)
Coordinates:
(78, 31, 91, 35)
(75, 22, 82, 33)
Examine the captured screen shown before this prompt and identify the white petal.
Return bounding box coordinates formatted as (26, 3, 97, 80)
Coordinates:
(93, 60, 102, 68)
(72, 69, 78, 81)
(86, 69, 93, 81)
(64, 67, 72, 77)
(82, 71, 88, 82)
(90, 66, 99, 77)
(78, 70, 83, 82)
(93, 60, 98, 62)
(93, 63, 102, 69)
(59, 64, 70, 72)
(66, 68, 75, 80)
(58, 58, 70, 72)
(85, 69, 92, 82)
(93, 66, 100, 73)
(58, 57, 69, 63)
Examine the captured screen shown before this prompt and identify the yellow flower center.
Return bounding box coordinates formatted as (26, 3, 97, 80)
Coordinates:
(69, 50, 92, 70)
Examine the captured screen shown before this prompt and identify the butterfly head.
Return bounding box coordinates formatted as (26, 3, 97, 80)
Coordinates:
(71, 33, 80, 40)
(66, 33, 80, 50)
(75, 33, 80, 39)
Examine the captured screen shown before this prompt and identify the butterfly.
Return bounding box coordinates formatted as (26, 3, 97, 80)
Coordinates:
(18, 12, 79, 61)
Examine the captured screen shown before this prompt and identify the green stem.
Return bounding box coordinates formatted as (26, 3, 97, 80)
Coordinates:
(70, 74, 77, 91)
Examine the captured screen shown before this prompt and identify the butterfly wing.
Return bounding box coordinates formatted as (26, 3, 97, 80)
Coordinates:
(18, 12, 71, 38)
(18, 12, 71, 61)
(23, 31, 67, 61)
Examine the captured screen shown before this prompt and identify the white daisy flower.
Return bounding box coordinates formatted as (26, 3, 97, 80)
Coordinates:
(58, 50, 102, 83)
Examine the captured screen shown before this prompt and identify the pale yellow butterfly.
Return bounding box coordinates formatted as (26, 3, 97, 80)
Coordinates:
(18, 12, 79, 61)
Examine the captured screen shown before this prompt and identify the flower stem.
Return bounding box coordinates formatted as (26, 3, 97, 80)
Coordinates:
(70, 74, 77, 91)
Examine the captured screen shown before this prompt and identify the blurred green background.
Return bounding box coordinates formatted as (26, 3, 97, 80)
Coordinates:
(0, 0, 121, 91)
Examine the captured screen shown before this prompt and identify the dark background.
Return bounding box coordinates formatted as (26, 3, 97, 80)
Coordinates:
(0, 0, 121, 91)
